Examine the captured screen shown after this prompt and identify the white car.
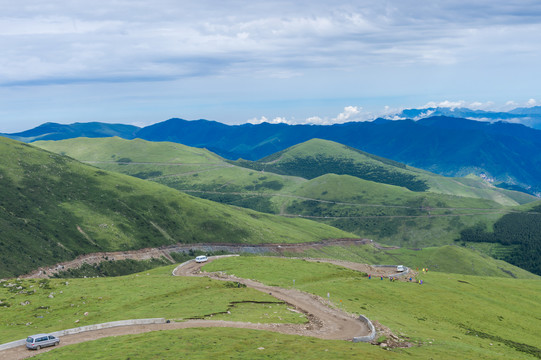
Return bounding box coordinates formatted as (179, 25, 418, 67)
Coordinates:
(396, 265, 405, 272)
(195, 255, 208, 263)
(26, 334, 59, 350)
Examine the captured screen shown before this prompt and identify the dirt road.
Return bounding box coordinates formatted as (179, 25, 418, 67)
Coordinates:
(2, 256, 381, 359)
(174, 257, 370, 340)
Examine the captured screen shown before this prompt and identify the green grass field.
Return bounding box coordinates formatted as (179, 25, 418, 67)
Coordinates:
(33, 327, 390, 360)
(203, 257, 541, 359)
(0, 265, 305, 344)
(14, 257, 541, 359)
(276, 244, 538, 279)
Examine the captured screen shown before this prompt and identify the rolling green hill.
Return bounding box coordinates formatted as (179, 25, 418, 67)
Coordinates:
(0, 137, 354, 278)
(234, 138, 431, 191)
(34, 137, 541, 274)
(36, 137, 536, 206)
(234, 138, 536, 205)
(457, 200, 541, 275)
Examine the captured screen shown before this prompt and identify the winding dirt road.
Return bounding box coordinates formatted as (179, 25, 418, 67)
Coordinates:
(1, 256, 378, 360)
(174, 256, 370, 340)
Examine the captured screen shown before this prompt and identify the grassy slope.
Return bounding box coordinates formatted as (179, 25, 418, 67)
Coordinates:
(0, 265, 306, 343)
(203, 257, 541, 359)
(434, 175, 537, 205)
(34, 138, 528, 246)
(235, 138, 536, 205)
(279, 243, 538, 279)
(0, 137, 354, 277)
(28, 258, 541, 360)
(284, 173, 508, 247)
(34, 137, 541, 274)
(36, 136, 224, 164)
(35, 137, 536, 206)
(34, 328, 390, 360)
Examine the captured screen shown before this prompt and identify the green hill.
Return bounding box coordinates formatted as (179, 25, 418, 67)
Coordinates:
(36, 137, 536, 207)
(283, 173, 508, 246)
(34, 137, 541, 274)
(0, 137, 354, 278)
(235, 138, 536, 205)
(234, 138, 430, 191)
(457, 200, 541, 275)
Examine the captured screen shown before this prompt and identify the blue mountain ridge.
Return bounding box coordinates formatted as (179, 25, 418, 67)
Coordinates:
(2, 114, 541, 194)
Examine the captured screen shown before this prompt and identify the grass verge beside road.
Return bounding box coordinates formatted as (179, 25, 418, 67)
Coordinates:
(204, 256, 541, 359)
(0, 264, 305, 344)
(33, 327, 391, 360)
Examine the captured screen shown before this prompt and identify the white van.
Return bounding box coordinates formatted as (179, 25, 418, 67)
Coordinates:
(26, 334, 59, 350)
(396, 265, 405, 272)
(195, 255, 208, 263)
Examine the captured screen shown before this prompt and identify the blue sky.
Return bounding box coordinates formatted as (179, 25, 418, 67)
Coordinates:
(1, 0, 540, 132)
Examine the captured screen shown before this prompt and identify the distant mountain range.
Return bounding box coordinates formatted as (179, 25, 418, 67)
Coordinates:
(395, 106, 541, 129)
(3, 109, 541, 195)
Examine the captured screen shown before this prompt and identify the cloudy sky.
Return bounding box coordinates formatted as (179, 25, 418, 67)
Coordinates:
(1, 0, 540, 132)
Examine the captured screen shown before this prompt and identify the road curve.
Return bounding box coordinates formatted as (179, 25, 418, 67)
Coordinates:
(1, 256, 372, 359)
(174, 256, 370, 341)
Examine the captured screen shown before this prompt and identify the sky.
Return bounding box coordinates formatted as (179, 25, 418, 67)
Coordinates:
(1, 0, 541, 132)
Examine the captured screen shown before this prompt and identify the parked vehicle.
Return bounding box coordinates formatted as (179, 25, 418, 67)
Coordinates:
(195, 255, 208, 263)
(396, 265, 405, 272)
(26, 334, 59, 350)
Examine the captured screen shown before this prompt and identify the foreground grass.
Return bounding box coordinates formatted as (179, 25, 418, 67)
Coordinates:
(10, 257, 540, 359)
(0, 265, 305, 343)
(204, 257, 541, 359)
(34, 327, 394, 360)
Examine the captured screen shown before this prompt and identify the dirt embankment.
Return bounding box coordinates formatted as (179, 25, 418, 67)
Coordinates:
(20, 238, 374, 279)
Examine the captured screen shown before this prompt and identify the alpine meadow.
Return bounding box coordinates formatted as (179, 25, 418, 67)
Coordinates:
(2, 1, 541, 358)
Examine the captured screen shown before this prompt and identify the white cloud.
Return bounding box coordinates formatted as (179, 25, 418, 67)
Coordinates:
(422, 100, 467, 109)
(413, 110, 436, 120)
(332, 106, 361, 123)
(469, 101, 494, 110)
(247, 106, 372, 126)
(247, 116, 289, 125)
(421, 100, 496, 110)
(3, 1, 541, 87)
(247, 116, 267, 124)
(503, 99, 538, 110)
(270, 117, 289, 124)
(304, 116, 327, 125)
(304, 106, 376, 125)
